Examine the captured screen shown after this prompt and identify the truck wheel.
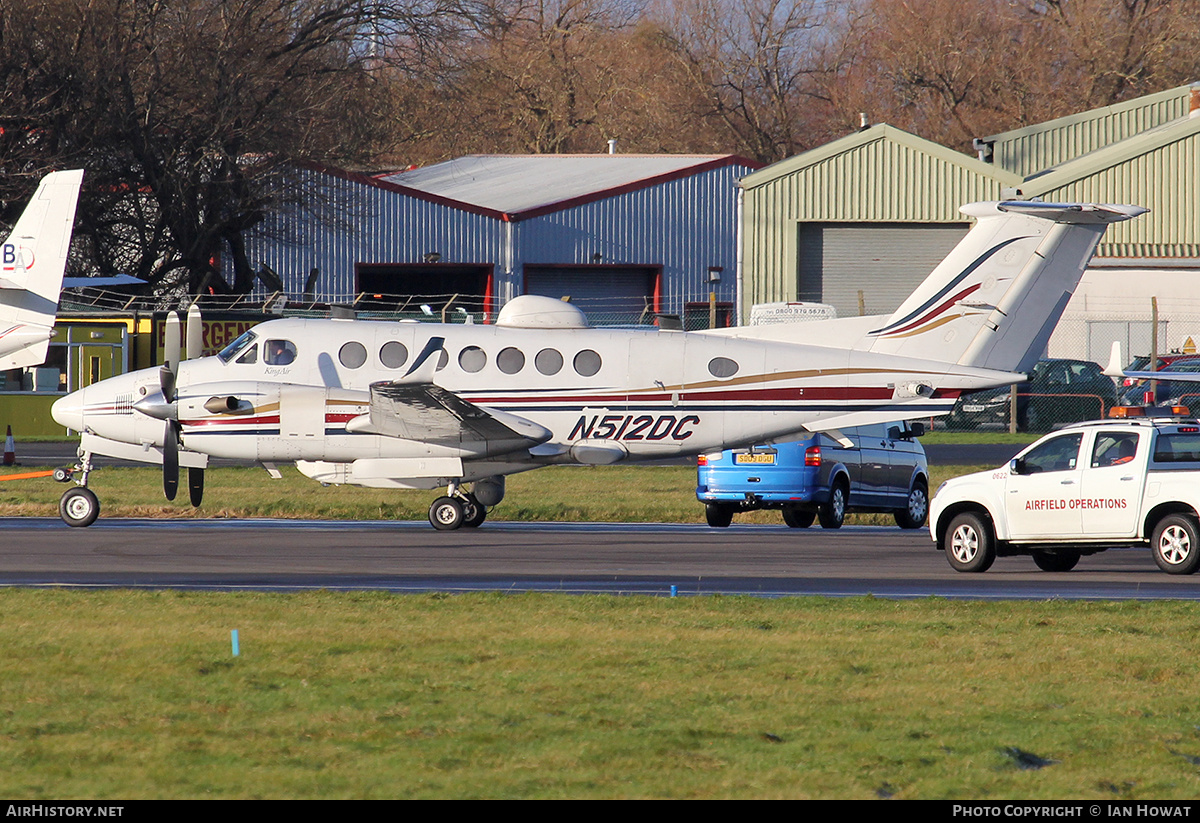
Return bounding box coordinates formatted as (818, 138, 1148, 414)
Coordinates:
(1152, 514, 1200, 575)
(944, 512, 995, 573)
(782, 506, 815, 528)
(1031, 550, 1080, 572)
(894, 481, 928, 529)
(705, 502, 734, 528)
(818, 480, 847, 529)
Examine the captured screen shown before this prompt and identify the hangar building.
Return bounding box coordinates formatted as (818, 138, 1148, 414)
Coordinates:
(739, 83, 1200, 362)
(234, 154, 759, 327)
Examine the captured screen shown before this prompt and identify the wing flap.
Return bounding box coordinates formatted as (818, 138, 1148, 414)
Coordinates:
(348, 381, 553, 448)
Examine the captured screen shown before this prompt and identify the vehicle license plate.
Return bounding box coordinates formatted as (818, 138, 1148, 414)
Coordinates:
(963, 404, 987, 412)
(735, 453, 776, 465)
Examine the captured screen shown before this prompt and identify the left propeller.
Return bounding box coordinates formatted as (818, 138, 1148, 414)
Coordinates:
(137, 305, 205, 506)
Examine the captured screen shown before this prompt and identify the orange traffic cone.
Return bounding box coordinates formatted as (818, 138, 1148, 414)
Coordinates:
(2, 426, 13, 466)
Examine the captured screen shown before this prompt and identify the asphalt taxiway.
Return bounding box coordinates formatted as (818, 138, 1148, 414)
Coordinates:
(0, 518, 1194, 600)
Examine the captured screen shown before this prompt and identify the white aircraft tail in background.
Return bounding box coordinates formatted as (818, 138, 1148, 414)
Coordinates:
(0, 169, 84, 370)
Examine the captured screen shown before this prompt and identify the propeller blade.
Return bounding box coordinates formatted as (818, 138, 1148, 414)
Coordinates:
(188, 466, 204, 508)
(158, 365, 176, 406)
(163, 421, 179, 501)
(186, 304, 203, 360)
(161, 311, 181, 402)
(164, 311, 181, 374)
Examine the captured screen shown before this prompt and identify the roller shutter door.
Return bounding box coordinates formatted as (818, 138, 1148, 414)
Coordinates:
(524, 265, 658, 324)
(798, 224, 969, 317)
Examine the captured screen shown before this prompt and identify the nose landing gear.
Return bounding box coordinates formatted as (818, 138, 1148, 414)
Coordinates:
(55, 450, 99, 527)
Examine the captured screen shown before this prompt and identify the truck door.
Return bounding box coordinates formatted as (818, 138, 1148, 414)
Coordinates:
(1078, 430, 1143, 537)
(1005, 432, 1084, 540)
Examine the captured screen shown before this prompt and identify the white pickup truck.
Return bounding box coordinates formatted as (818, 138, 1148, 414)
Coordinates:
(930, 417, 1200, 574)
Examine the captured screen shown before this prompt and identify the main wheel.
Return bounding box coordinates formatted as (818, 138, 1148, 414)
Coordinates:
(944, 511, 996, 573)
(429, 496, 464, 531)
(818, 481, 847, 529)
(705, 502, 734, 528)
(894, 481, 929, 529)
(782, 506, 815, 528)
(59, 487, 100, 528)
(461, 494, 487, 528)
(1152, 514, 1200, 575)
(1031, 550, 1080, 572)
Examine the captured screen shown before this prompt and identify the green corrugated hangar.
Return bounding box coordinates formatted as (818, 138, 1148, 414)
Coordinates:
(740, 84, 1200, 363)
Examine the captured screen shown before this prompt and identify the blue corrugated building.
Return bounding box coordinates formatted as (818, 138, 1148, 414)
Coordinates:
(234, 154, 759, 327)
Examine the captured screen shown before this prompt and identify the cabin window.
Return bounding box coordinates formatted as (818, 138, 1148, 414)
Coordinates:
(708, 357, 739, 378)
(339, 341, 367, 369)
(264, 339, 297, 366)
(535, 348, 563, 375)
(459, 346, 487, 373)
(436, 349, 449, 370)
(380, 341, 408, 369)
(574, 349, 602, 377)
(497, 347, 525, 375)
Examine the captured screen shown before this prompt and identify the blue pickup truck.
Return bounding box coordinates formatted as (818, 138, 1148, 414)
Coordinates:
(696, 423, 929, 529)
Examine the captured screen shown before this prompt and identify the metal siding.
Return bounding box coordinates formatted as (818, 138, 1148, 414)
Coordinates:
(1030, 129, 1200, 258)
(516, 164, 749, 317)
(990, 90, 1193, 176)
(740, 133, 1008, 317)
(232, 162, 752, 317)
(237, 167, 505, 303)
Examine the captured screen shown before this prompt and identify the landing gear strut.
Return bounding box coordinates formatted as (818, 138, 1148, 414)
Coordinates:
(427, 481, 490, 531)
(56, 450, 99, 528)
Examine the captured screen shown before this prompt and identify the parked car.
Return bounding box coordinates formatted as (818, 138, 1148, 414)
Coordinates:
(1118, 355, 1200, 406)
(696, 423, 928, 529)
(946, 358, 1118, 432)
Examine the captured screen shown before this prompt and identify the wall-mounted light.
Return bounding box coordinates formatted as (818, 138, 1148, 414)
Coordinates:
(424, 252, 442, 263)
(708, 266, 724, 284)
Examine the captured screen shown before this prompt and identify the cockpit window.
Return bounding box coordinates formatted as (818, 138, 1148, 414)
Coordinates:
(236, 345, 258, 365)
(218, 330, 258, 363)
(265, 339, 297, 366)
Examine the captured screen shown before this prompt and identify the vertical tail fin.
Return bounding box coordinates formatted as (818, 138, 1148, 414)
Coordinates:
(0, 169, 84, 369)
(866, 202, 1145, 373)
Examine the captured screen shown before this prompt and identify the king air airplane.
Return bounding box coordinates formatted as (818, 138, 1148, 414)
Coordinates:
(51, 200, 1145, 529)
(0, 169, 84, 370)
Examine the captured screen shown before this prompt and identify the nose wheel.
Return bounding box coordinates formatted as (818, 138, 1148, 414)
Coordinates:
(59, 487, 100, 528)
(57, 450, 100, 527)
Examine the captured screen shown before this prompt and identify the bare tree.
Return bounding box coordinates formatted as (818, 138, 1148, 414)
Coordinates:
(0, 0, 470, 295)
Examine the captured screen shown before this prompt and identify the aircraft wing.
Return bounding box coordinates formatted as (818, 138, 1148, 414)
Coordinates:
(348, 381, 553, 448)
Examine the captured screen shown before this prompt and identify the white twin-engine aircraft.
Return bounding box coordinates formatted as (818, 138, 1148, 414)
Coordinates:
(0, 169, 84, 370)
(51, 200, 1145, 529)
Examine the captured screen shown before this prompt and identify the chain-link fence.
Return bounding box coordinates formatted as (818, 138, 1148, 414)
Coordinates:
(940, 311, 1200, 433)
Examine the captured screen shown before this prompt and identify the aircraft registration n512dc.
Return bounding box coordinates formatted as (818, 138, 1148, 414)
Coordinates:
(51, 200, 1145, 529)
(0, 169, 84, 370)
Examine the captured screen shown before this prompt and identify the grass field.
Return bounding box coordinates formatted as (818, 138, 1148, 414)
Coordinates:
(0, 462, 992, 525)
(7, 456, 1197, 799)
(3, 591, 1200, 799)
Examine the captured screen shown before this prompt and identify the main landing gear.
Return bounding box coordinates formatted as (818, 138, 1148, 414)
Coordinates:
(428, 480, 495, 531)
(54, 451, 100, 528)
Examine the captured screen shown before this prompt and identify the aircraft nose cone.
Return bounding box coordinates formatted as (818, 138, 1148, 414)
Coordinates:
(51, 388, 86, 432)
